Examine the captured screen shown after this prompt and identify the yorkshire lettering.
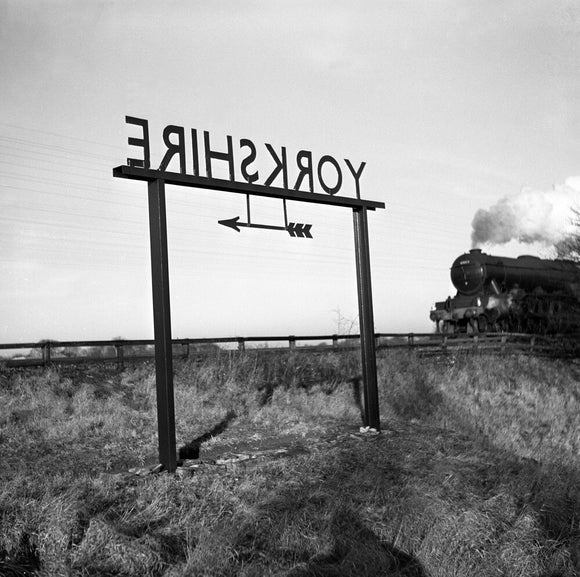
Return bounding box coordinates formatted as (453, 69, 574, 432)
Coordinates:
(125, 116, 366, 198)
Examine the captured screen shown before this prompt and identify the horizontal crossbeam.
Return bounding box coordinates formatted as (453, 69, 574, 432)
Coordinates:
(113, 165, 385, 210)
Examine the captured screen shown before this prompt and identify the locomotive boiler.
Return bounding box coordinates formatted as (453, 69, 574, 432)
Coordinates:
(430, 249, 580, 333)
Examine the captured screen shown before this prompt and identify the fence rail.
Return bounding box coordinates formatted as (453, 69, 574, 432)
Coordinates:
(1, 331, 579, 368)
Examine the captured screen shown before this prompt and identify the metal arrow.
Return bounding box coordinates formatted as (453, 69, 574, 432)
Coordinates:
(219, 197, 313, 237)
(218, 216, 313, 238)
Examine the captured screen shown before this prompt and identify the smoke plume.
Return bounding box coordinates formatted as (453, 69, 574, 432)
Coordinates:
(471, 178, 580, 248)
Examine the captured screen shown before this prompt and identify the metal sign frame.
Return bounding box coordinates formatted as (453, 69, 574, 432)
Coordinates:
(113, 140, 385, 473)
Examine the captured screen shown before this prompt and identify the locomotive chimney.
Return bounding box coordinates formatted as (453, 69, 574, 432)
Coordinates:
(470, 248, 482, 254)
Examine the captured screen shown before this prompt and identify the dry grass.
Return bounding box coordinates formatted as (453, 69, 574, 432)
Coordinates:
(1, 350, 580, 575)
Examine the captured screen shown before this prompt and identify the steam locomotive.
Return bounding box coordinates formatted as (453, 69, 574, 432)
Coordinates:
(430, 249, 580, 333)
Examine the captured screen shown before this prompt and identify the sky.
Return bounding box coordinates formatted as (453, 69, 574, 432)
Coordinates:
(1, 0, 579, 344)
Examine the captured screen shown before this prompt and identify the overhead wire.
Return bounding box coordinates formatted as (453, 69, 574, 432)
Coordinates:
(0, 126, 458, 273)
(0, 120, 124, 151)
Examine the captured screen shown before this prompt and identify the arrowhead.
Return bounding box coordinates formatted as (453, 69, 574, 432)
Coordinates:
(218, 216, 241, 232)
(287, 222, 297, 237)
(303, 224, 312, 238)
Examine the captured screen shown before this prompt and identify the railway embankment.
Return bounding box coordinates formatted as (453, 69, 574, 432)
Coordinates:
(1, 350, 579, 575)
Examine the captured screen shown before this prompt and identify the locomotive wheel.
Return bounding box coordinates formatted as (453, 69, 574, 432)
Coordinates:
(441, 321, 454, 334)
(467, 318, 478, 334)
(496, 319, 508, 332)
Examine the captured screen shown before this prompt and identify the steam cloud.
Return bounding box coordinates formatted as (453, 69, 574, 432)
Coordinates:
(471, 177, 580, 248)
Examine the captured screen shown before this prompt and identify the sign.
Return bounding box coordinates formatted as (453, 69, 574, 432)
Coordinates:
(114, 115, 385, 473)
(125, 116, 368, 200)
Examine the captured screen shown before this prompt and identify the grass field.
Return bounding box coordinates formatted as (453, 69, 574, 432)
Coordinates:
(1, 349, 580, 576)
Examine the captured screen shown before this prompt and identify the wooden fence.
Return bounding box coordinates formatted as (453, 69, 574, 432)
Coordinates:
(1, 332, 579, 368)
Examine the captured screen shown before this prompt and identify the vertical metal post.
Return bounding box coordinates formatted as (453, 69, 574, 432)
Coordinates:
(148, 178, 177, 473)
(353, 207, 380, 430)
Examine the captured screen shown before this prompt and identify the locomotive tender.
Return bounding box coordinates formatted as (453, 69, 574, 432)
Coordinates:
(430, 249, 580, 333)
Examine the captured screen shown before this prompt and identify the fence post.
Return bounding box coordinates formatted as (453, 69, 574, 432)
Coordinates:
(115, 343, 124, 370)
(442, 334, 448, 353)
(473, 334, 479, 353)
(408, 333, 415, 348)
(289, 335, 296, 351)
(184, 342, 190, 358)
(42, 342, 51, 366)
(237, 338, 245, 352)
(501, 334, 507, 355)
(332, 334, 339, 349)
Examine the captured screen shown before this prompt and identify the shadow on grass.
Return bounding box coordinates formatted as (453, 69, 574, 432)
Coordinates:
(177, 409, 237, 460)
(384, 352, 580, 568)
(0, 533, 40, 577)
(489, 449, 580, 569)
(284, 507, 427, 577)
(349, 376, 364, 424)
(222, 437, 428, 577)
